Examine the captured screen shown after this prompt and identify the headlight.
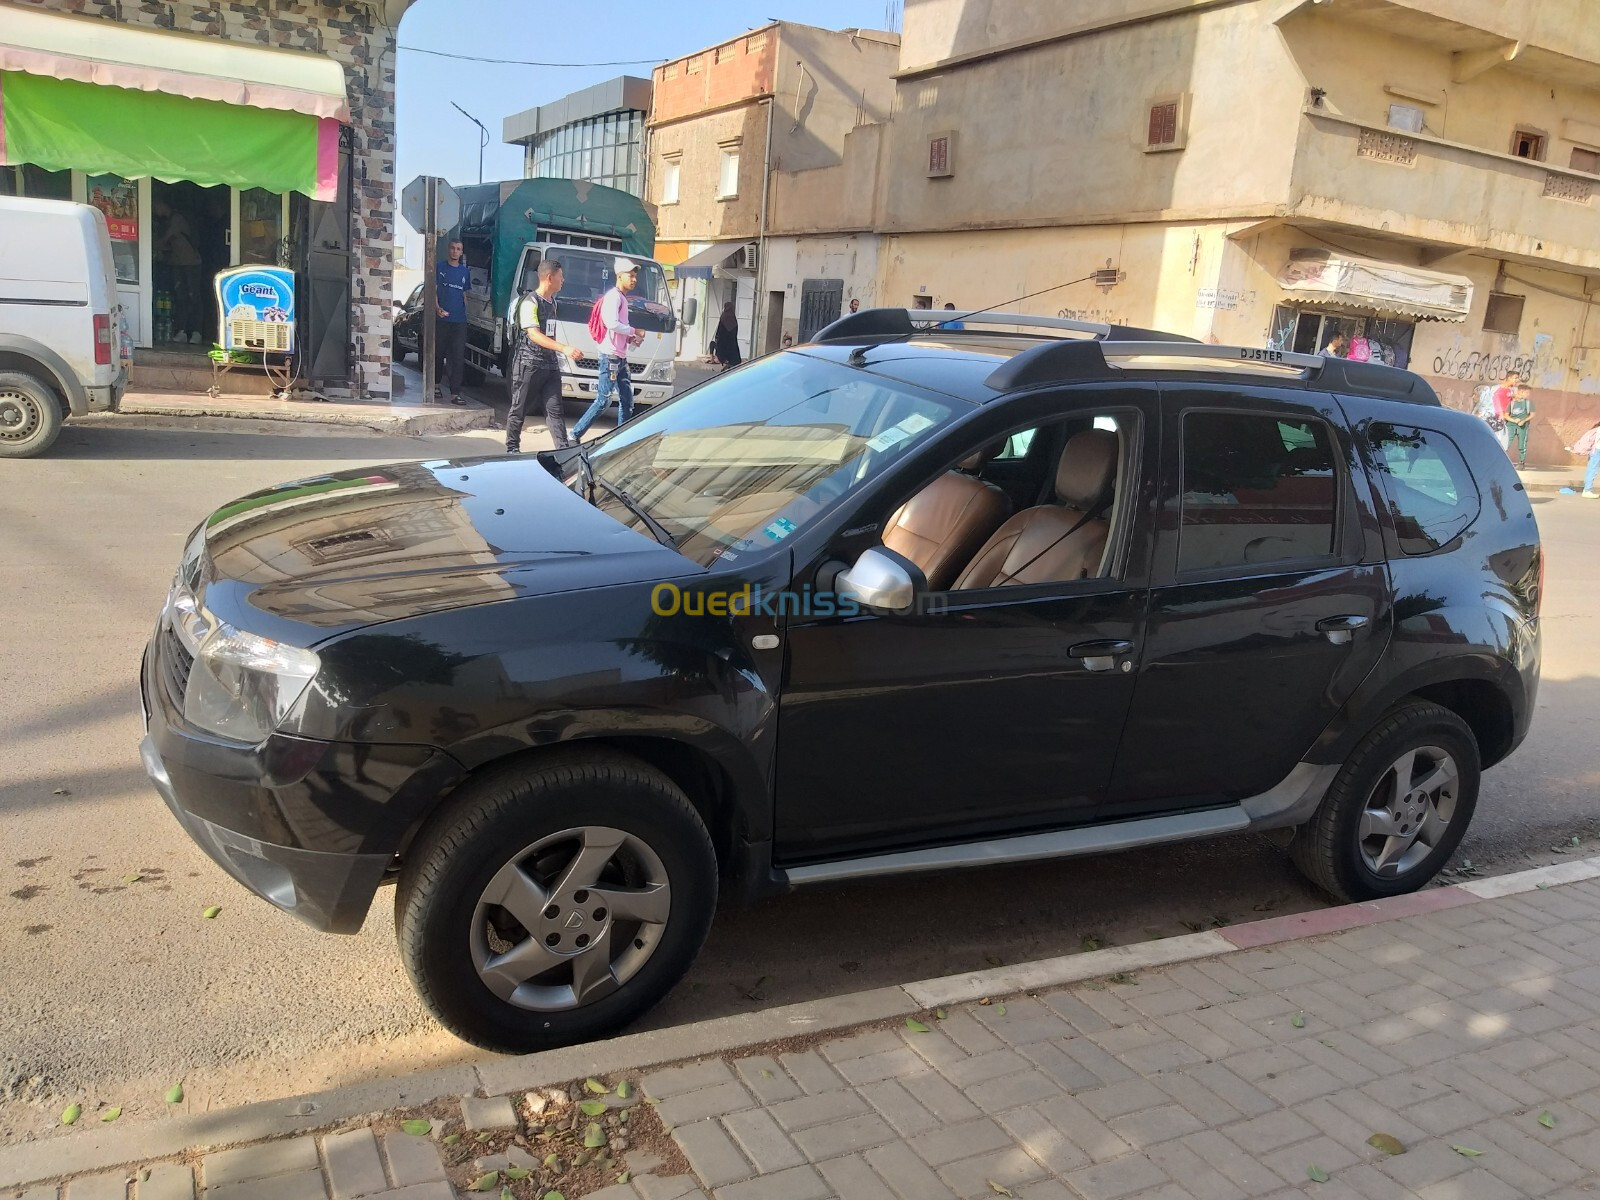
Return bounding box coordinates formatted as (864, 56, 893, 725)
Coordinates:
(648, 362, 673, 383)
(164, 580, 319, 743)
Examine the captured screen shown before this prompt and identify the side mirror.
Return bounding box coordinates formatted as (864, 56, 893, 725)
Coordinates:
(683, 297, 699, 326)
(835, 547, 924, 614)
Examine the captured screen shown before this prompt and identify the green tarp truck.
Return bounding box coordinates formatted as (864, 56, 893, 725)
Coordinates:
(451, 178, 676, 404)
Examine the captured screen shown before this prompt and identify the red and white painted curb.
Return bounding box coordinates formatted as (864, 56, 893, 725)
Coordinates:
(907, 853, 1600, 1008)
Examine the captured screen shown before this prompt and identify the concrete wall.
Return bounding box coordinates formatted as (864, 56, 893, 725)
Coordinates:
(650, 103, 772, 245)
(896, 0, 1234, 74)
(768, 27, 900, 175)
(650, 24, 899, 246)
(15, 0, 402, 400)
(768, 124, 885, 236)
(877, 1, 1304, 234)
(764, 234, 883, 343)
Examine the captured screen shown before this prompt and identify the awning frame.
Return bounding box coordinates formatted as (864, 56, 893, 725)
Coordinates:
(1278, 248, 1474, 322)
(674, 242, 744, 280)
(0, 7, 349, 122)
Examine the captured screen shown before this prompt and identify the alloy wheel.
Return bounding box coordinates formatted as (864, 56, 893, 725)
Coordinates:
(1357, 745, 1459, 878)
(470, 825, 672, 1011)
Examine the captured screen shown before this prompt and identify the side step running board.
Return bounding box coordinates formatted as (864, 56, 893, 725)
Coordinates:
(784, 807, 1250, 887)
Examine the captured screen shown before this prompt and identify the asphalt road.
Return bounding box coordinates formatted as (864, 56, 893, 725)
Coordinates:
(1, 420, 1595, 1144)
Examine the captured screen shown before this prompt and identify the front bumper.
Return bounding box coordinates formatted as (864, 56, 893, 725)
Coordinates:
(561, 375, 672, 403)
(140, 630, 466, 933)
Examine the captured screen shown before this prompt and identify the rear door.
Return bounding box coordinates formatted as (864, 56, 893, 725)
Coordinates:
(1103, 384, 1391, 818)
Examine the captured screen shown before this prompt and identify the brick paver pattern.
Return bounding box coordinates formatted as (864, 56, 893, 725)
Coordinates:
(13, 879, 1600, 1199)
(633, 878, 1600, 1200)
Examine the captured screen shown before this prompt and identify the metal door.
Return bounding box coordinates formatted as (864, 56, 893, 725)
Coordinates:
(798, 278, 843, 343)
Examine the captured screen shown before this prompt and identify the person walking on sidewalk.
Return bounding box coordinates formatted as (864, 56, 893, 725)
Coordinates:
(711, 302, 742, 371)
(1506, 382, 1536, 468)
(571, 257, 645, 441)
(435, 238, 471, 405)
(506, 258, 582, 453)
(1567, 418, 1600, 498)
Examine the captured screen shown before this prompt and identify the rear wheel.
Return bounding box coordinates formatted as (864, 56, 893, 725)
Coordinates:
(1291, 701, 1479, 902)
(396, 749, 717, 1053)
(0, 371, 64, 459)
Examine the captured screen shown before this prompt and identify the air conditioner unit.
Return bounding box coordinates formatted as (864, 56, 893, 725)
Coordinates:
(731, 242, 760, 271)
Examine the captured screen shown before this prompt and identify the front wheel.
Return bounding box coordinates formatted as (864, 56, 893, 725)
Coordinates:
(396, 750, 718, 1053)
(0, 371, 65, 459)
(1291, 701, 1480, 902)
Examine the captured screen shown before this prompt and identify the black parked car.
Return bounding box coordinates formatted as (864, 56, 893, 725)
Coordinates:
(392, 283, 422, 364)
(141, 308, 1541, 1052)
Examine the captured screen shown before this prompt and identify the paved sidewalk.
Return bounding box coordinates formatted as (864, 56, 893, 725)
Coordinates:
(10, 863, 1600, 1200)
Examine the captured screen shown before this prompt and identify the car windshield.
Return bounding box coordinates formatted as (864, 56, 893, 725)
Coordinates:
(568, 351, 968, 567)
(555, 248, 670, 310)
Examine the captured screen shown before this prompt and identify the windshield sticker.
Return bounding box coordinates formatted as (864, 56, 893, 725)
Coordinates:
(900, 413, 936, 435)
(867, 426, 913, 454)
(763, 517, 798, 541)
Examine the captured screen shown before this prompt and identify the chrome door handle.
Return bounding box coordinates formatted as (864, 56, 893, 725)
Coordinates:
(1068, 639, 1134, 673)
(1316, 614, 1369, 645)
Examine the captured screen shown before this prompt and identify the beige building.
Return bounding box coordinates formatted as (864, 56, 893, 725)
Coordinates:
(867, 0, 1600, 463)
(646, 22, 900, 359)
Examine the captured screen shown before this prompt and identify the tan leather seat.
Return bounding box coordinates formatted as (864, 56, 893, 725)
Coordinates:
(881, 444, 1011, 591)
(953, 429, 1119, 590)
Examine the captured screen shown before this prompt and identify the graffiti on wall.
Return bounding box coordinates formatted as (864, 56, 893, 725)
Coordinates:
(1057, 306, 1119, 322)
(1428, 331, 1562, 389)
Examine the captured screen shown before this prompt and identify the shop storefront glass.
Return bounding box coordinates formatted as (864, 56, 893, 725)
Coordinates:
(1269, 305, 1416, 369)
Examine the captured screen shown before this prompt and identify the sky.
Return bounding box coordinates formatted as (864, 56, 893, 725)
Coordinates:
(391, 0, 900, 268)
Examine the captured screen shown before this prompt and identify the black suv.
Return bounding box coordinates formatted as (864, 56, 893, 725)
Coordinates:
(140, 309, 1541, 1052)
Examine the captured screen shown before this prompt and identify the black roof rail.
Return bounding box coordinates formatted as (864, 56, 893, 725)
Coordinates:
(986, 339, 1443, 406)
(811, 307, 1199, 346)
(1317, 358, 1441, 405)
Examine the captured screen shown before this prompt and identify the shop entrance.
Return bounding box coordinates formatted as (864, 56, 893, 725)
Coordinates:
(1269, 306, 1416, 369)
(151, 180, 230, 349)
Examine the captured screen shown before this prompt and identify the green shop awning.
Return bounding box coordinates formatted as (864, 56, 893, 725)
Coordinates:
(0, 71, 339, 200)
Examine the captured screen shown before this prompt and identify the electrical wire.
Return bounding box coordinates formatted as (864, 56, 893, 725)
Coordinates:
(398, 46, 663, 67)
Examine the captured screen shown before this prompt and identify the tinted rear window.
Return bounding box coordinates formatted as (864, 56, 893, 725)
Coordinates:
(1367, 424, 1479, 554)
(1180, 412, 1339, 573)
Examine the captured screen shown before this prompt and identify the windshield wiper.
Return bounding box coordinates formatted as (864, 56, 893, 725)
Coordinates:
(594, 475, 679, 551)
(573, 443, 596, 505)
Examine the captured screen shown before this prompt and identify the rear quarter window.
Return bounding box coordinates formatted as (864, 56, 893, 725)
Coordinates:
(1367, 423, 1479, 554)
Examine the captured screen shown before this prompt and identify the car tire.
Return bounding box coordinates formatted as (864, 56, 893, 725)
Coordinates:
(0, 370, 65, 459)
(1291, 700, 1480, 903)
(396, 748, 718, 1053)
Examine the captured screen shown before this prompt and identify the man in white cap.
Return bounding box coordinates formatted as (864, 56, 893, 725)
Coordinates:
(572, 256, 647, 440)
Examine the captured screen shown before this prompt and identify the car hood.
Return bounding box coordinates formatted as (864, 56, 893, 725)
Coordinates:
(194, 455, 698, 640)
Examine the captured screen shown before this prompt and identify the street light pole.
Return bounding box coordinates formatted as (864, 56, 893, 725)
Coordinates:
(452, 102, 490, 184)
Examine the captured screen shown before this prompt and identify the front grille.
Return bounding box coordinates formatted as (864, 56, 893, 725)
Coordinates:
(159, 623, 193, 712)
(574, 356, 646, 374)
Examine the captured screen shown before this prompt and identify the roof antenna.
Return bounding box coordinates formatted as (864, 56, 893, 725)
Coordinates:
(849, 274, 1098, 365)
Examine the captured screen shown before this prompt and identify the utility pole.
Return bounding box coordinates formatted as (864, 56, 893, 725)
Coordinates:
(452, 102, 490, 185)
(422, 176, 438, 404)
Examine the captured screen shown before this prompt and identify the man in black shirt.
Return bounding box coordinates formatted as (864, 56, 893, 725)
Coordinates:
(506, 258, 582, 452)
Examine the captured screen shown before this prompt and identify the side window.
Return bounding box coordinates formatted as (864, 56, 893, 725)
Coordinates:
(994, 428, 1037, 460)
(1179, 411, 1339, 574)
(1367, 424, 1479, 554)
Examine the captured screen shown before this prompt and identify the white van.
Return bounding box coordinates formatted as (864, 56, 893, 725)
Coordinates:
(0, 196, 126, 458)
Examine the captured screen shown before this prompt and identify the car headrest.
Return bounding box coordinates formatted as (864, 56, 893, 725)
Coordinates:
(1055, 429, 1118, 509)
(956, 440, 1006, 473)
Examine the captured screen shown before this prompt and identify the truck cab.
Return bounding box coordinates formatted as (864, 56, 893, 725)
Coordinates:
(504, 242, 676, 407)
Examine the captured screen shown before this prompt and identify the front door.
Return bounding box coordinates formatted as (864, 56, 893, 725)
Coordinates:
(1104, 386, 1390, 818)
(773, 399, 1158, 864)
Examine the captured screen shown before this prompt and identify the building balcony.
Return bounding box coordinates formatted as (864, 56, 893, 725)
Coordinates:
(1288, 108, 1600, 273)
